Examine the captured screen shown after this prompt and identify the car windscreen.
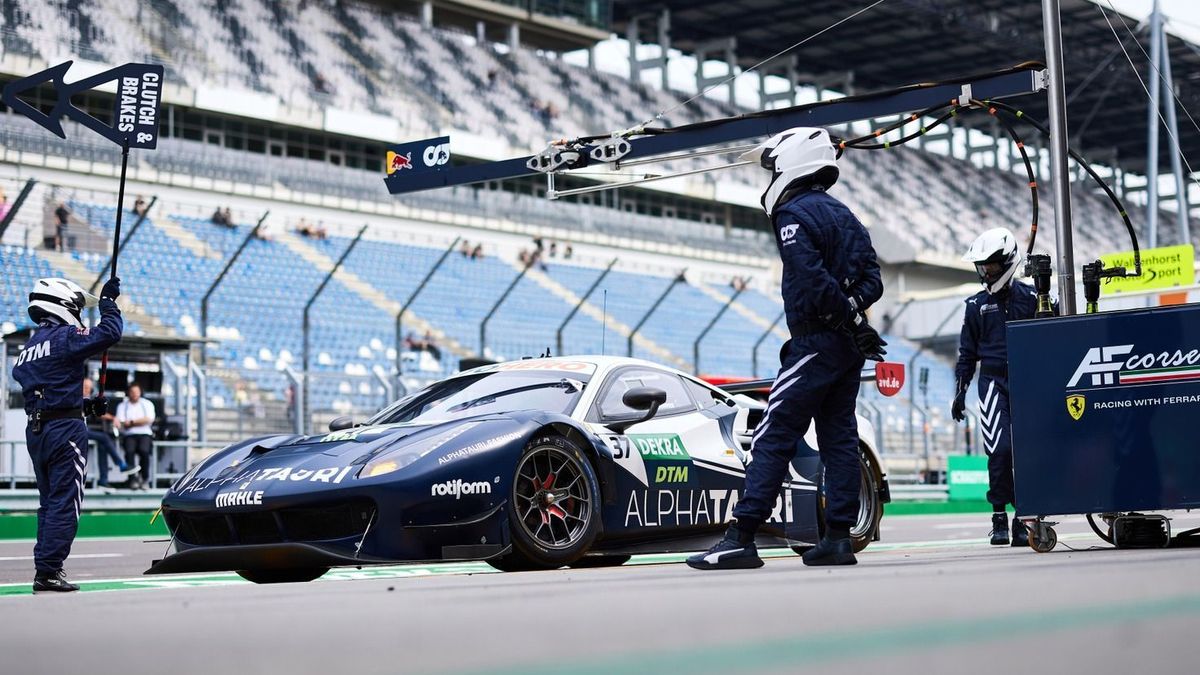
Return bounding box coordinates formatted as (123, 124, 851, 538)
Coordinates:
(367, 371, 589, 425)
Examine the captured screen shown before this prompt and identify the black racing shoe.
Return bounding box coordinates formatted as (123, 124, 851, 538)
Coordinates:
(990, 513, 1010, 546)
(801, 531, 857, 567)
(686, 526, 763, 570)
(1011, 516, 1029, 547)
(33, 570, 79, 593)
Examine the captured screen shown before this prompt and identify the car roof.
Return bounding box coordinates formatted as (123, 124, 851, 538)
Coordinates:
(453, 355, 691, 380)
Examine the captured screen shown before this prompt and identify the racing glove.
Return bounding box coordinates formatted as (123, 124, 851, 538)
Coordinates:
(84, 396, 108, 419)
(101, 276, 121, 302)
(951, 378, 969, 422)
(848, 314, 887, 362)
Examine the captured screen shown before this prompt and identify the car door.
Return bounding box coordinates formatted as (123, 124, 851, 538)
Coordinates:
(589, 366, 743, 533)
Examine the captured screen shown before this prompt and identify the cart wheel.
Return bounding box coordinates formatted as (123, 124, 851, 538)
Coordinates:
(1029, 524, 1057, 553)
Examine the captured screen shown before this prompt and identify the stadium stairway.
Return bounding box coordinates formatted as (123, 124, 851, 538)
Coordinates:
(276, 231, 474, 363)
(154, 217, 224, 261)
(515, 260, 688, 370)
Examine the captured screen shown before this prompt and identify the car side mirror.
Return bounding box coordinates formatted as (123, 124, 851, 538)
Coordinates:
(607, 387, 667, 435)
(328, 416, 354, 432)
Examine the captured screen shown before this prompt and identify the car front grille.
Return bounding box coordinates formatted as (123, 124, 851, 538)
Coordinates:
(167, 499, 376, 547)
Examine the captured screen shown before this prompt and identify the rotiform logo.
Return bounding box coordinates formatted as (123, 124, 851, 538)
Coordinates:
(431, 479, 492, 499)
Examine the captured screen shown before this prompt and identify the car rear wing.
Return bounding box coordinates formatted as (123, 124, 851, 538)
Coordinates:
(718, 362, 904, 397)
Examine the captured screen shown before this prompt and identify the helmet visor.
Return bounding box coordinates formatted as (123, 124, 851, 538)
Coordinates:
(975, 261, 1005, 285)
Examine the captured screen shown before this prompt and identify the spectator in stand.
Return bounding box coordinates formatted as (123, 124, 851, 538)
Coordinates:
(564, 244, 574, 259)
(82, 378, 136, 488)
(460, 239, 472, 257)
(211, 207, 225, 226)
(133, 195, 148, 217)
(518, 249, 531, 266)
(53, 202, 71, 252)
(549, 241, 558, 258)
(116, 383, 155, 489)
(422, 330, 442, 362)
(221, 207, 233, 227)
(470, 243, 484, 260)
(532, 236, 544, 253)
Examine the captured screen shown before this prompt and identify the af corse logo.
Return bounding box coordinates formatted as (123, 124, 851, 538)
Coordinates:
(1068, 344, 1200, 388)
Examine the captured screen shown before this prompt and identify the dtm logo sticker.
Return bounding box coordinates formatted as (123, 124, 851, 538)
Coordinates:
(629, 434, 690, 461)
(1066, 395, 1085, 421)
(654, 466, 689, 484)
(431, 479, 493, 499)
(1068, 344, 1200, 388)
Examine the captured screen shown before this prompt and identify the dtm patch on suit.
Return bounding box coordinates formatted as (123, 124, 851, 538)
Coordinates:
(1008, 305, 1200, 516)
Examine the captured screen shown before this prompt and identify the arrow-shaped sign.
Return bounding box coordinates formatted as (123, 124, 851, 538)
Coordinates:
(2, 60, 165, 149)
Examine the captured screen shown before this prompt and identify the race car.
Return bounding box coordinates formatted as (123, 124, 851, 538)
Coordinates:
(149, 356, 890, 583)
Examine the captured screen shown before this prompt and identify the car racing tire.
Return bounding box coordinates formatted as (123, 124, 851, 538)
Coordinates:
(236, 567, 330, 584)
(800, 445, 884, 556)
(488, 435, 602, 572)
(568, 554, 632, 569)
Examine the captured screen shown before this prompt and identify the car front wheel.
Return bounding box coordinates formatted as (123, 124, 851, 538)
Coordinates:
(486, 435, 601, 572)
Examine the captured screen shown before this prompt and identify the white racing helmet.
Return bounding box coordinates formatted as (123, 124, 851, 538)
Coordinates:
(963, 228, 1021, 294)
(28, 278, 98, 329)
(740, 127, 840, 215)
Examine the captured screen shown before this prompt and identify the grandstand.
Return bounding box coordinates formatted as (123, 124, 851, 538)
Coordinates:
(1, 0, 1196, 480)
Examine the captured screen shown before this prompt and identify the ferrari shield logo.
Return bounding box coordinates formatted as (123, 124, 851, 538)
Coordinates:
(1066, 395, 1086, 421)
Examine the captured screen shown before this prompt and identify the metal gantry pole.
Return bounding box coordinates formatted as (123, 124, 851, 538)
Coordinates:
(303, 225, 367, 433)
(200, 211, 268, 364)
(480, 260, 533, 358)
(556, 257, 617, 356)
(1158, 24, 1190, 244)
(1042, 0, 1077, 314)
(752, 310, 785, 378)
(1146, 0, 1163, 249)
(396, 237, 459, 377)
(627, 270, 686, 358)
(693, 286, 744, 375)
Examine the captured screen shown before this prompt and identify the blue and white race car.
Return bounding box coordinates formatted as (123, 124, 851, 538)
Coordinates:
(150, 356, 889, 583)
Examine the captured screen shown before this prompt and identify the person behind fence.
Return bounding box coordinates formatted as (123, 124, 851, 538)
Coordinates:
(12, 276, 123, 593)
(116, 382, 155, 490)
(688, 127, 886, 570)
(952, 227, 1043, 547)
(82, 377, 136, 488)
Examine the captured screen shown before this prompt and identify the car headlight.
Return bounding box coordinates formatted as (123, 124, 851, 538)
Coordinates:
(359, 423, 480, 479)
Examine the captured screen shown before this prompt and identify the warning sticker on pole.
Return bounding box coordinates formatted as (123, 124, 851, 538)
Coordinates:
(1099, 244, 1195, 295)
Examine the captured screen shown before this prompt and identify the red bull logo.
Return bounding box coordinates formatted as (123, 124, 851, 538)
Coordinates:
(386, 150, 413, 175)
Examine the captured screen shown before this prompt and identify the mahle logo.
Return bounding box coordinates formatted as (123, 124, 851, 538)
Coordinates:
(1066, 395, 1085, 421)
(629, 434, 690, 461)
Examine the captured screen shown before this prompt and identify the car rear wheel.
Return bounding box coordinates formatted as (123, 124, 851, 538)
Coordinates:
(236, 567, 329, 584)
(796, 446, 884, 556)
(486, 435, 601, 572)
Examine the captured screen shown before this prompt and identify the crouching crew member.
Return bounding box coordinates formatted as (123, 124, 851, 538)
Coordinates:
(952, 228, 1040, 546)
(688, 128, 886, 570)
(13, 277, 123, 592)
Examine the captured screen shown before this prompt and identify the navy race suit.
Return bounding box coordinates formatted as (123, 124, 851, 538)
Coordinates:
(954, 280, 1036, 507)
(734, 185, 882, 533)
(12, 299, 122, 573)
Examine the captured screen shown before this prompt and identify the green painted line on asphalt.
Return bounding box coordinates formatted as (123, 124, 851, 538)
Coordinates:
(0, 533, 1098, 598)
(474, 593, 1200, 675)
(0, 511, 168, 540)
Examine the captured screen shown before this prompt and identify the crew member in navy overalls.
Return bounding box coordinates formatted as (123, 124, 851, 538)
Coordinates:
(953, 228, 1037, 547)
(689, 128, 886, 570)
(13, 276, 122, 592)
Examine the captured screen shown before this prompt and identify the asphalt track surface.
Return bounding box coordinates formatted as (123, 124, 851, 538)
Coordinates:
(2, 512, 1198, 675)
